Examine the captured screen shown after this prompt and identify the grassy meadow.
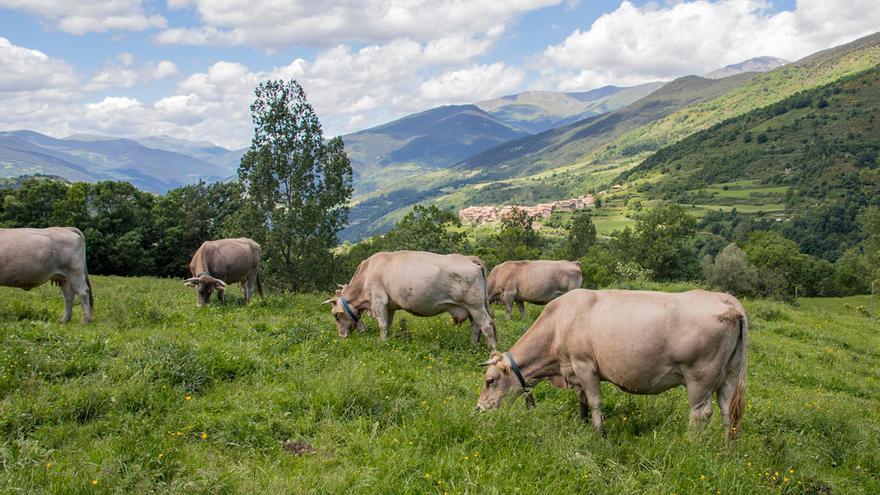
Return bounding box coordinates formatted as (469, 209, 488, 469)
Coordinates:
(1, 276, 878, 494)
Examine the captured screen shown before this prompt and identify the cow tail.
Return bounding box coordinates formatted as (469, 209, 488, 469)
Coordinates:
(256, 271, 264, 298)
(727, 311, 748, 440)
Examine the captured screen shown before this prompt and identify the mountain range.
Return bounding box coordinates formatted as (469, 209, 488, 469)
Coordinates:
(0, 131, 245, 193)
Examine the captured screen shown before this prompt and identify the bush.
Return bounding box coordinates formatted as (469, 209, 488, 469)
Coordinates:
(705, 243, 759, 296)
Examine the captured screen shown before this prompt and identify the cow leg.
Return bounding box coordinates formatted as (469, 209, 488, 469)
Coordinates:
(502, 293, 514, 320)
(470, 319, 482, 346)
(573, 365, 604, 435)
(686, 382, 715, 432)
(576, 388, 589, 420)
(468, 307, 497, 350)
(59, 280, 74, 323)
(374, 305, 394, 340)
(515, 300, 526, 319)
(246, 271, 257, 303)
(66, 273, 92, 323)
(217, 288, 226, 304)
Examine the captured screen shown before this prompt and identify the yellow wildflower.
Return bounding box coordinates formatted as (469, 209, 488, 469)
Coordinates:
(91, 479, 98, 486)
(185, 395, 192, 401)
(45, 462, 52, 469)
(200, 432, 208, 440)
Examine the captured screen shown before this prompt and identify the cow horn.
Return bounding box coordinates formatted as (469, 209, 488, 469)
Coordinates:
(320, 298, 337, 306)
(337, 284, 347, 288)
(478, 359, 495, 367)
(184, 277, 199, 288)
(214, 279, 227, 287)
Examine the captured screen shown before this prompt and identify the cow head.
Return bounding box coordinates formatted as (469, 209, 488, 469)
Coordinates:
(184, 275, 227, 306)
(321, 297, 365, 337)
(475, 352, 520, 411)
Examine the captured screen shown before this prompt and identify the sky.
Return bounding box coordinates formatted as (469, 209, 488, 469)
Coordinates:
(0, 0, 877, 150)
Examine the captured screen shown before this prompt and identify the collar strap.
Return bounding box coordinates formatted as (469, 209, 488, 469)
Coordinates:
(197, 271, 211, 277)
(339, 296, 359, 322)
(505, 352, 528, 390)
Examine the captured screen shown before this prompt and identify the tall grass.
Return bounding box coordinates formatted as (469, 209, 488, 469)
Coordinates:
(1, 277, 877, 493)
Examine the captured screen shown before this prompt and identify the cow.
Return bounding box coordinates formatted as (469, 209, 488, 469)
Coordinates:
(184, 238, 263, 306)
(0, 227, 94, 323)
(323, 250, 498, 349)
(476, 289, 748, 440)
(487, 260, 582, 319)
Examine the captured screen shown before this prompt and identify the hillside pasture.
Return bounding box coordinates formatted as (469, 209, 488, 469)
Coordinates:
(1, 276, 878, 493)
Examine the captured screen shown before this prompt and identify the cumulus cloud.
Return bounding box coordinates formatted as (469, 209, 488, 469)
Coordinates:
(539, 0, 880, 90)
(0, 36, 77, 91)
(419, 63, 525, 105)
(84, 55, 179, 92)
(0, 0, 166, 34)
(156, 0, 561, 50)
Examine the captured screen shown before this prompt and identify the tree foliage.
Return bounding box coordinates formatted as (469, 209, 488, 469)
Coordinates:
(237, 79, 353, 291)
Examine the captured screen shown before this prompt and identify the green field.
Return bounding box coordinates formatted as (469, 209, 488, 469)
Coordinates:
(1, 277, 878, 493)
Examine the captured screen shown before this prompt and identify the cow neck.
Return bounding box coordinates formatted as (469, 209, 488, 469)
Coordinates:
(507, 325, 559, 383)
(340, 283, 368, 313)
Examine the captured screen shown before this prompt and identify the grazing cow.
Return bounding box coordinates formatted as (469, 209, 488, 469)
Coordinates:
(476, 289, 748, 439)
(184, 238, 263, 306)
(0, 227, 94, 323)
(323, 250, 498, 349)
(487, 260, 582, 319)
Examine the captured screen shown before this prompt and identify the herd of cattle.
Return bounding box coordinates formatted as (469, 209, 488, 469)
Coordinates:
(0, 227, 748, 439)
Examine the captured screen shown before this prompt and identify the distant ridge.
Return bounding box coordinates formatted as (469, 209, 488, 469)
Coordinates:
(0, 131, 238, 193)
(705, 56, 788, 79)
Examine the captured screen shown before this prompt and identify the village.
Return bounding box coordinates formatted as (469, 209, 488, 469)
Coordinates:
(457, 192, 609, 225)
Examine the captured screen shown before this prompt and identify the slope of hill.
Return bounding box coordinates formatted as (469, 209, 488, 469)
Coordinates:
(455, 72, 758, 179)
(619, 66, 880, 260)
(343, 105, 530, 195)
(704, 56, 788, 78)
(0, 131, 236, 192)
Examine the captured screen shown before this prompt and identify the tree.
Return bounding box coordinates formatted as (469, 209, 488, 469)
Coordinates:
(566, 212, 597, 260)
(237, 79, 353, 291)
(628, 204, 699, 281)
(382, 205, 464, 254)
(0, 177, 68, 227)
(743, 230, 808, 299)
(490, 207, 544, 265)
(705, 243, 759, 296)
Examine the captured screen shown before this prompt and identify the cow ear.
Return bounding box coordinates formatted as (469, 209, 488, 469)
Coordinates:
(320, 298, 337, 306)
(184, 278, 199, 288)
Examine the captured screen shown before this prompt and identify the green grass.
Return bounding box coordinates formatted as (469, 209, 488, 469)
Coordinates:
(1, 276, 878, 493)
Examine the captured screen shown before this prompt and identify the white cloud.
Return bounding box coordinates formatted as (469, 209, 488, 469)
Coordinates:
(0, 36, 77, 91)
(84, 55, 179, 92)
(539, 0, 880, 90)
(0, 0, 166, 35)
(156, 0, 561, 49)
(419, 63, 526, 105)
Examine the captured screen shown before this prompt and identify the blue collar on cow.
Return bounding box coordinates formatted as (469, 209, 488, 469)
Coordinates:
(339, 296, 359, 322)
(505, 352, 528, 390)
(197, 271, 210, 277)
(506, 352, 536, 409)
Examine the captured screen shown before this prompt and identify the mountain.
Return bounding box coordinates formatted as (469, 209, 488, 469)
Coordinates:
(341, 31, 880, 241)
(455, 72, 758, 179)
(343, 104, 530, 195)
(619, 66, 880, 260)
(704, 56, 788, 79)
(342, 84, 663, 196)
(0, 131, 237, 193)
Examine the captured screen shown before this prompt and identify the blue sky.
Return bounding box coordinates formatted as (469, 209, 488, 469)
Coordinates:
(0, 0, 876, 148)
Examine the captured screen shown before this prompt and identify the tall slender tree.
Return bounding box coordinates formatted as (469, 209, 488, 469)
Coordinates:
(237, 79, 353, 291)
